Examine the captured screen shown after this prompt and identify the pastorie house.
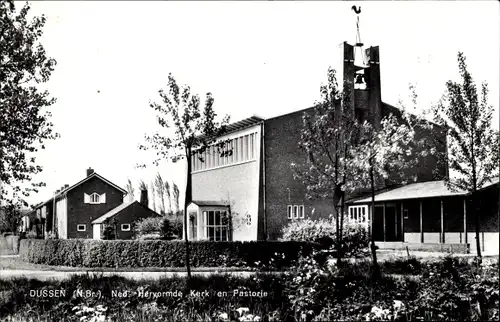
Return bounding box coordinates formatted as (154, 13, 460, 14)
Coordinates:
(186, 40, 499, 254)
(24, 168, 160, 240)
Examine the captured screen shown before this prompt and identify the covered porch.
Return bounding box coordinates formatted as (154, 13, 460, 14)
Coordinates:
(186, 201, 231, 241)
(347, 178, 499, 254)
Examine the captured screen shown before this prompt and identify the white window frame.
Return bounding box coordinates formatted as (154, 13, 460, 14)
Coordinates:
(203, 210, 229, 242)
(77, 224, 86, 231)
(90, 193, 100, 204)
(121, 224, 131, 231)
(348, 205, 369, 224)
(287, 205, 305, 220)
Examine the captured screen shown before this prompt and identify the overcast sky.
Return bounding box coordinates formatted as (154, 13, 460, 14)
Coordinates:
(23, 1, 499, 207)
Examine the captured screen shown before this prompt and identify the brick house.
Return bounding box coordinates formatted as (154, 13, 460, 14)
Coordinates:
(187, 40, 455, 243)
(30, 168, 160, 240)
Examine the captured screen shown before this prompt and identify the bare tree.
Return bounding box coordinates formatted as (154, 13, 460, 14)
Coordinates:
(150, 180, 156, 212)
(125, 178, 135, 202)
(165, 180, 172, 215)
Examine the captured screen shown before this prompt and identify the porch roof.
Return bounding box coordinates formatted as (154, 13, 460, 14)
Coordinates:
(349, 177, 499, 204)
(189, 200, 229, 207)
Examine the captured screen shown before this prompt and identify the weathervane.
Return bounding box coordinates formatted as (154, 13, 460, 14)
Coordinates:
(351, 6, 363, 47)
(351, 5, 368, 68)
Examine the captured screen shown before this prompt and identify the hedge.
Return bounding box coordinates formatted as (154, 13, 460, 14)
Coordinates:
(19, 239, 320, 268)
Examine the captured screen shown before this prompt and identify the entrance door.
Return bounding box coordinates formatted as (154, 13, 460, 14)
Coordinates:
(373, 206, 384, 241)
(385, 205, 397, 241)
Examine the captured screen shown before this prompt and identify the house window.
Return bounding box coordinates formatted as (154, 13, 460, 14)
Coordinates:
(77, 224, 86, 231)
(189, 212, 197, 239)
(287, 205, 305, 220)
(403, 209, 409, 220)
(121, 224, 131, 231)
(203, 210, 229, 241)
(90, 193, 100, 204)
(85, 193, 106, 204)
(348, 205, 369, 224)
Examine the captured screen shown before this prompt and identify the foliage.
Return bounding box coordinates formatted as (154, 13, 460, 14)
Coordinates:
(0, 0, 58, 200)
(432, 52, 499, 258)
(154, 173, 166, 215)
(172, 183, 180, 213)
(281, 218, 369, 258)
(0, 197, 26, 233)
(290, 67, 359, 265)
(1, 256, 499, 321)
(134, 216, 177, 239)
(19, 239, 319, 268)
(139, 73, 230, 277)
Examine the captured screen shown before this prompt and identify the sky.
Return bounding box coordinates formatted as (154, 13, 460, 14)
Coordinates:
(19, 1, 500, 208)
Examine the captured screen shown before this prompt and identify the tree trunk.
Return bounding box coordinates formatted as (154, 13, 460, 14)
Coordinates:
(369, 160, 380, 277)
(473, 192, 482, 259)
(339, 190, 345, 266)
(333, 193, 342, 267)
(184, 146, 192, 279)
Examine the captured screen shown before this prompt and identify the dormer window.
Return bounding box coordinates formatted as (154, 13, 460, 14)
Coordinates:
(84, 193, 106, 204)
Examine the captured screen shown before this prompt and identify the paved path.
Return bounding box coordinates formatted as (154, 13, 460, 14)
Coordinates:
(0, 269, 258, 281)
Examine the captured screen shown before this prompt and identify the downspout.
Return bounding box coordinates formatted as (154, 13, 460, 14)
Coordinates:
(262, 121, 267, 240)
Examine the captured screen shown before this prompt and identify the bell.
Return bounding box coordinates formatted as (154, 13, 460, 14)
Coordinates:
(355, 74, 364, 84)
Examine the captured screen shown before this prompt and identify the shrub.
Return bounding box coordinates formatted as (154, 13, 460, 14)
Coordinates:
(135, 216, 178, 239)
(20, 239, 320, 269)
(281, 218, 369, 258)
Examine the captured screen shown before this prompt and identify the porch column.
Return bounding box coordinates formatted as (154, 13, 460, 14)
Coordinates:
(400, 202, 404, 242)
(441, 200, 445, 243)
(420, 201, 424, 243)
(463, 199, 467, 244)
(383, 203, 386, 242)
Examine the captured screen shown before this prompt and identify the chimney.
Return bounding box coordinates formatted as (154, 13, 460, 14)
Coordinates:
(86, 167, 94, 177)
(139, 189, 148, 207)
(64, 184, 69, 189)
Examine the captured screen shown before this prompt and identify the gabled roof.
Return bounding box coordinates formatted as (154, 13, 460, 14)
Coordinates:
(91, 201, 161, 224)
(36, 172, 127, 208)
(349, 177, 499, 204)
(189, 200, 229, 207)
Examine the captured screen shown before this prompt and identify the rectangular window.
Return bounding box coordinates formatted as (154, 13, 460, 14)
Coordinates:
(189, 212, 197, 239)
(348, 206, 369, 225)
(77, 224, 86, 231)
(241, 135, 248, 161)
(121, 224, 131, 231)
(233, 138, 238, 163)
(288, 204, 305, 220)
(403, 209, 409, 219)
(249, 133, 254, 159)
(228, 139, 234, 164)
(204, 210, 229, 241)
(238, 137, 243, 162)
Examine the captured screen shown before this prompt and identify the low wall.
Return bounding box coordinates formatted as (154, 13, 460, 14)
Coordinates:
(377, 241, 470, 254)
(0, 235, 20, 254)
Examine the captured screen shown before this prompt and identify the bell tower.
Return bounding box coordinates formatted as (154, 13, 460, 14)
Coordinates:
(338, 6, 382, 128)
